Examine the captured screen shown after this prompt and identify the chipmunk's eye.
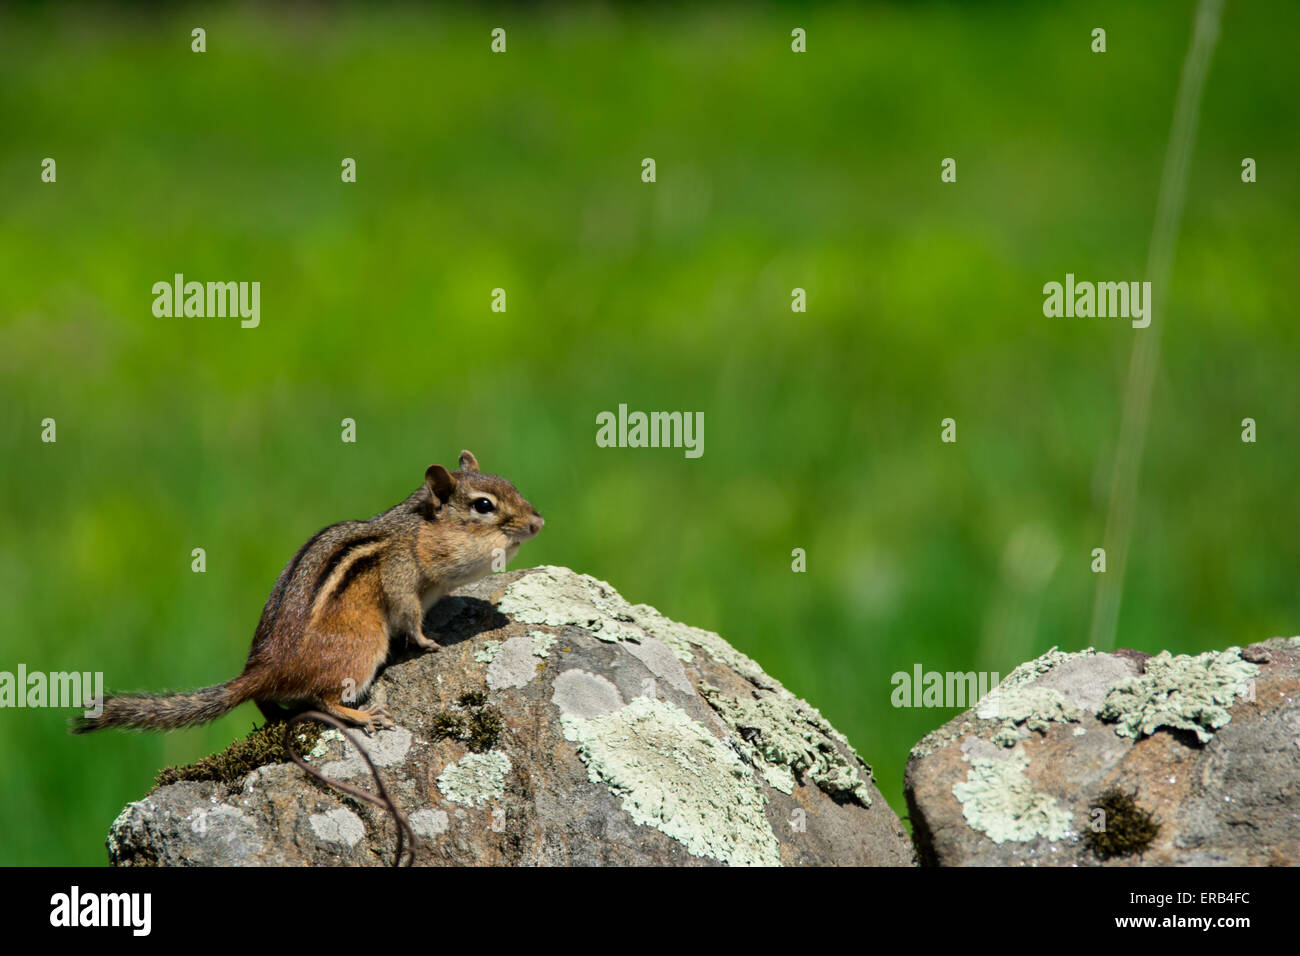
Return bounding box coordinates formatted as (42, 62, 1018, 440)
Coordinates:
(472, 497, 497, 515)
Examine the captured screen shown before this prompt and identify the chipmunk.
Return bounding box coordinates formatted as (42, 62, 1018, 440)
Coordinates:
(73, 450, 543, 735)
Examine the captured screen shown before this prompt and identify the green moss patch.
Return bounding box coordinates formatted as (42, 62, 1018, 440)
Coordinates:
(1085, 788, 1160, 860)
(155, 721, 322, 789)
(430, 692, 504, 753)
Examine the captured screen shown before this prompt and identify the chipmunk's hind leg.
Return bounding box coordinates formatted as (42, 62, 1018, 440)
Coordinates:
(316, 686, 395, 736)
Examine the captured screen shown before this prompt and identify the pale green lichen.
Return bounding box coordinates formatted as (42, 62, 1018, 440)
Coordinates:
(1098, 648, 1259, 743)
(498, 567, 656, 647)
(560, 695, 781, 866)
(982, 686, 1082, 748)
(436, 750, 510, 807)
(952, 743, 1073, 844)
(308, 728, 344, 759)
(687, 630, 871, 774)
(473, 641, 500, 664)
(989, 725, 1020, 748)
(700, 684, 871, 805)
(530, 630, 557, 658)
(970, 647, 1094, 748)
(760, 763, 796, 793)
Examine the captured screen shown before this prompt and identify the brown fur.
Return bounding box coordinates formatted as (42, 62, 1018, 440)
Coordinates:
(73, 451, 542, 735)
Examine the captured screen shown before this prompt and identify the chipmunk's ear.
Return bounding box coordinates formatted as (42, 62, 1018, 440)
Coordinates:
(425, 464, 457, 506)
(458, 450, 480, 472)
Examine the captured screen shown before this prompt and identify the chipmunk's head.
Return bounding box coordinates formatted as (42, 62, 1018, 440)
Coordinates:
(424, 450, 544, 568)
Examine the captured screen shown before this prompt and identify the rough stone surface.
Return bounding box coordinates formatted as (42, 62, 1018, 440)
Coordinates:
(906, 638, 1300, 866)
(107, 566, 913, 867)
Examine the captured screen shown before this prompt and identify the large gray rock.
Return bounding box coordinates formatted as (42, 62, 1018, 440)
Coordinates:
(905, 637, 1300, 866)
(108, 566, 913, 867)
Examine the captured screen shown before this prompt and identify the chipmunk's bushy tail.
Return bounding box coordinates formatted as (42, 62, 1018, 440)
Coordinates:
(71, 675, 256, 733)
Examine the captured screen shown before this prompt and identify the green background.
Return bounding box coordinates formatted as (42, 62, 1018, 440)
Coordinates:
(1, 2, 1296, 865)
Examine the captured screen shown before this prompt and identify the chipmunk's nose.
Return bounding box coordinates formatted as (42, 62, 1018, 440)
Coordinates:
(528, 514, 545, 536)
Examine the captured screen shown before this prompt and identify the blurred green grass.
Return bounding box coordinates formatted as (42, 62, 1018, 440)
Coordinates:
(1, 1, 1297, 865)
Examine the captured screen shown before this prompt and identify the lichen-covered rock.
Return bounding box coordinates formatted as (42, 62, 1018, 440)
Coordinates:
(905, 638, 1300, 866)
(107, 566, 913, 867)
